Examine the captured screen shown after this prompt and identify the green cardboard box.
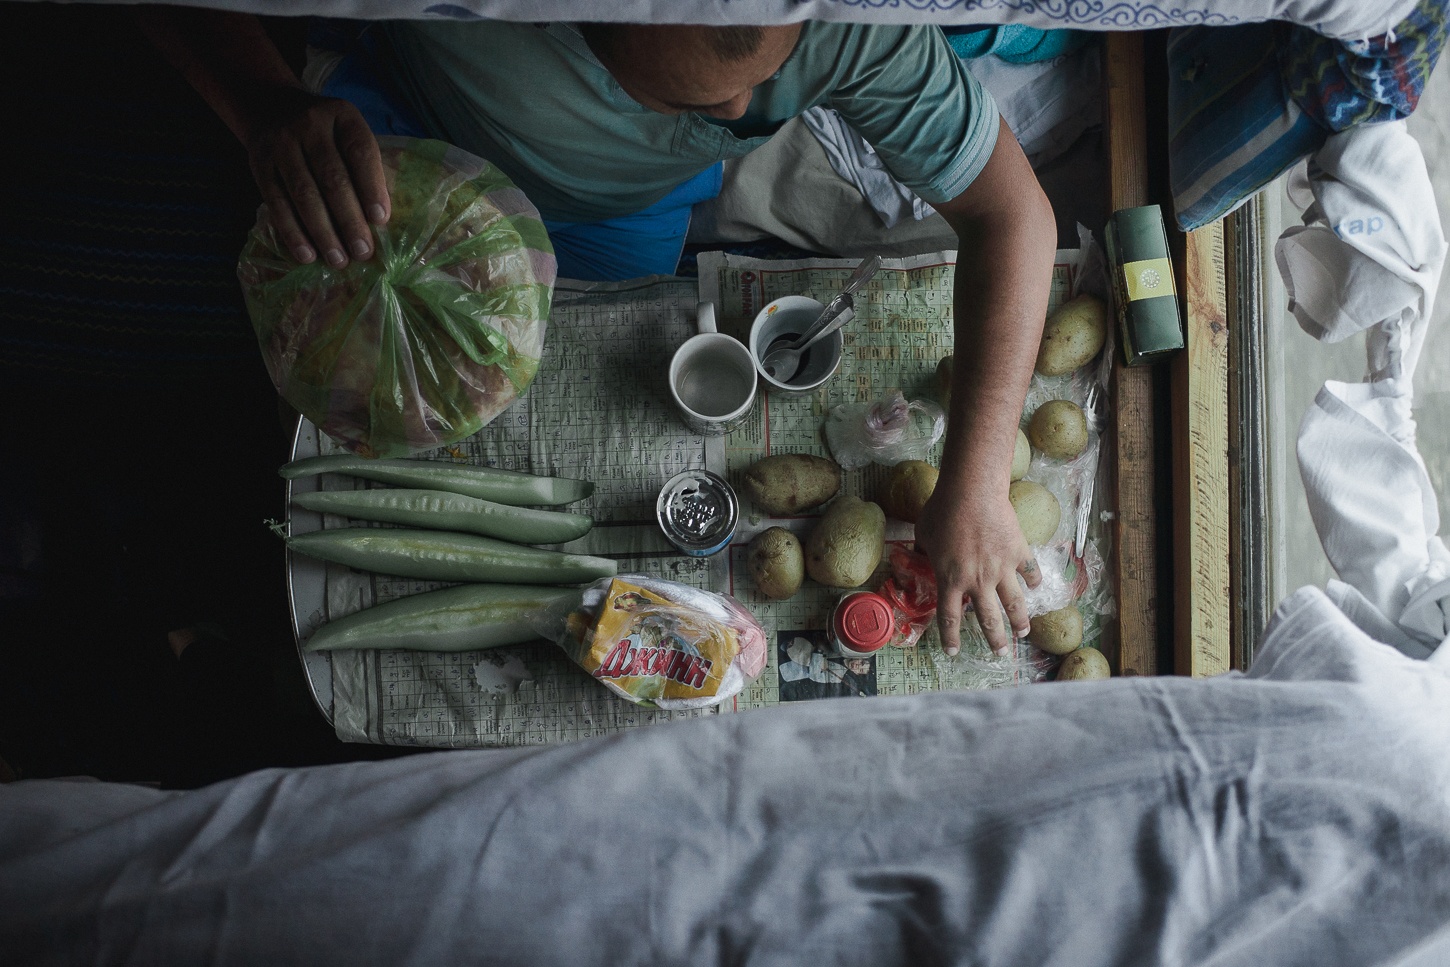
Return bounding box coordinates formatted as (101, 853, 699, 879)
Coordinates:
(1105, 205, 1183, 366)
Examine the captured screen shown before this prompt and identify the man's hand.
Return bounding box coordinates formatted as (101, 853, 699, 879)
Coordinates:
(915, 480, 1040, 656)
(925, 115, 1058, 656)
(243, 90, 390, 267)
(135, 7, 390, 267)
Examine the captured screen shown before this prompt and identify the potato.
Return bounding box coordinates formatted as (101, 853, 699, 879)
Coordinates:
(880, 460, 938, 523)
(935, 355, 954, 412)
(741, 454, 841, 516)
(1029, 605, 1083, 656)
(1011, 427, 1031, 481)
(1056, 647, 1111, 680)
(1036, 294, 1107, 376)
(1028, 400, 1089, 460)
(805, 496, 886, 588)
(1008, 479, 1061, 546)
(747, 527, 805, 600)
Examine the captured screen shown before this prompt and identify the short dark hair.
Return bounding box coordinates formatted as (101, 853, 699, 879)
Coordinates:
(703, 25, 766, 61)
(581, 23, 766, 63)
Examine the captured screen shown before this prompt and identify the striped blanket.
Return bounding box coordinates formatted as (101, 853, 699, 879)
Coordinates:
(1169, 0, 1448, 230)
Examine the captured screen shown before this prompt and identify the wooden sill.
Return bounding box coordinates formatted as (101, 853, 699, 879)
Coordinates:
(1103, 31, 1233, 678)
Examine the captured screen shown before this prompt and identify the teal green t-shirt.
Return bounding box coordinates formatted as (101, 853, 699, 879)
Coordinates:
(376, 20, 999, 223)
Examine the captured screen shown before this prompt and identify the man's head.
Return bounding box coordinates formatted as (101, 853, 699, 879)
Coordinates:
(582, 23, 802, 120)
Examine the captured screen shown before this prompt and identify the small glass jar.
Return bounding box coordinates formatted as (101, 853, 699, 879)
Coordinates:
(829, 591, 895, 658)
(656, 470, 738, 557)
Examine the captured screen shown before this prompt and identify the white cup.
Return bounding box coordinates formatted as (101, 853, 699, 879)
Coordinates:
(748, 295, 845, 398)
(669, 302, 758, 436)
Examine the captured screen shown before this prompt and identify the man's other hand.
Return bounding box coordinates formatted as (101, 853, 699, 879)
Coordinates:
(244, 90, 389, 267)
(133, 6, 391, 269)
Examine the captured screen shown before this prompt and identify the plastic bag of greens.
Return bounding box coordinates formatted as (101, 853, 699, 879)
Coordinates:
(239, 137, 555, 457)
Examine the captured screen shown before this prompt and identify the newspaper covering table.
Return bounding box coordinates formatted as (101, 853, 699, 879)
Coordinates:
(289, 250, 1114, 748)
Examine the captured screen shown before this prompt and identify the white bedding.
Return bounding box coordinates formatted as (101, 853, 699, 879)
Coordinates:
(4, 586, 1448, 965)
(35, 0, 1416, 41)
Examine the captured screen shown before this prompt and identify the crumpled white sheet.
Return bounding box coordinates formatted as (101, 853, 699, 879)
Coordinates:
(1276, 120, 1450, 654)
(3, 585, 1449, 966)
(1300, 382, 1450, 658)
(802, 46, 1102, 229)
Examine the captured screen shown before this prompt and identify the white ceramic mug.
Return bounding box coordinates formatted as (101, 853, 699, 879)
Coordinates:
(748, 295, 845, 398)
(669, 302, 757, 436)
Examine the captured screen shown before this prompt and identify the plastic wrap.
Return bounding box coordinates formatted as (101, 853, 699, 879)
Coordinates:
(239, 137, 556, 458)
(825, 391, 945, 470)
(535, 575, 768, 710)
(926, 515, 1115, 688)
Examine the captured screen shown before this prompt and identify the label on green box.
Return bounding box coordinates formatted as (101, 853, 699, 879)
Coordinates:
(1121, 257, 1176, 302)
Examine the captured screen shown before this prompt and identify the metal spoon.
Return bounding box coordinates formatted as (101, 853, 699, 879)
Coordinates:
(761, 301, 855, 381)
(760, 254, 882, 383)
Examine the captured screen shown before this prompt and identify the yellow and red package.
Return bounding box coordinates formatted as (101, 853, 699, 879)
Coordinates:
(553, 576, 767, 709)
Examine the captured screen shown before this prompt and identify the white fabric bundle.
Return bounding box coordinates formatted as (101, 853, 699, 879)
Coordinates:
(1276, 122, 1446, 384)
(1276, 120, 1449, 656)
(800, 106, 934, 229)
(1300, 382, 1450, 658)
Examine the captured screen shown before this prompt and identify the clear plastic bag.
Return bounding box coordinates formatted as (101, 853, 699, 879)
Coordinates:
(825, 390, 945, 470)
(533, 575, 768, 710)
(239, 137, 556, 458)
(928, 528, 1115, 688)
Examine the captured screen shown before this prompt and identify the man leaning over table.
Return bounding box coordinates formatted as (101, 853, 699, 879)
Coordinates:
(138, 10, 1058, 657)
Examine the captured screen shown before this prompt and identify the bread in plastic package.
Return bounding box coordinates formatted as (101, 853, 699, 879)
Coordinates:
(238, 136, 556, 457)
(541, 575, 768, 709)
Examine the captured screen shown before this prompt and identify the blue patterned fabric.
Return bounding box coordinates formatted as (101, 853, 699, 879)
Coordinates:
(1278, 0, 1448, 131)
(1168, 0, 1448, 231)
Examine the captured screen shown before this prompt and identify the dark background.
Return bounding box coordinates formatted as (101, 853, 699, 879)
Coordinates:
(0, 2, 409, 787)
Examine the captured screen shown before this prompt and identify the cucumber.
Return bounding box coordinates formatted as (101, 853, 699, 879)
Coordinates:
(291, 488, 592, 544)
(280, 454, 593, 507)
(304, 583, 571, 653)
(286, 528, 617, 585)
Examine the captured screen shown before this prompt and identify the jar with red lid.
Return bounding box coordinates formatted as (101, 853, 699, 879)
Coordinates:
(829, 591, 896, 658)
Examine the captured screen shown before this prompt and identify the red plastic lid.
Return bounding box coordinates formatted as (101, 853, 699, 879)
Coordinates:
(833, 592, 894, 653)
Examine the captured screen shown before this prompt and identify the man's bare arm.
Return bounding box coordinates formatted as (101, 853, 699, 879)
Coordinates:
(135, 5, 388, 267)
(916, 114, 1058, 656)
